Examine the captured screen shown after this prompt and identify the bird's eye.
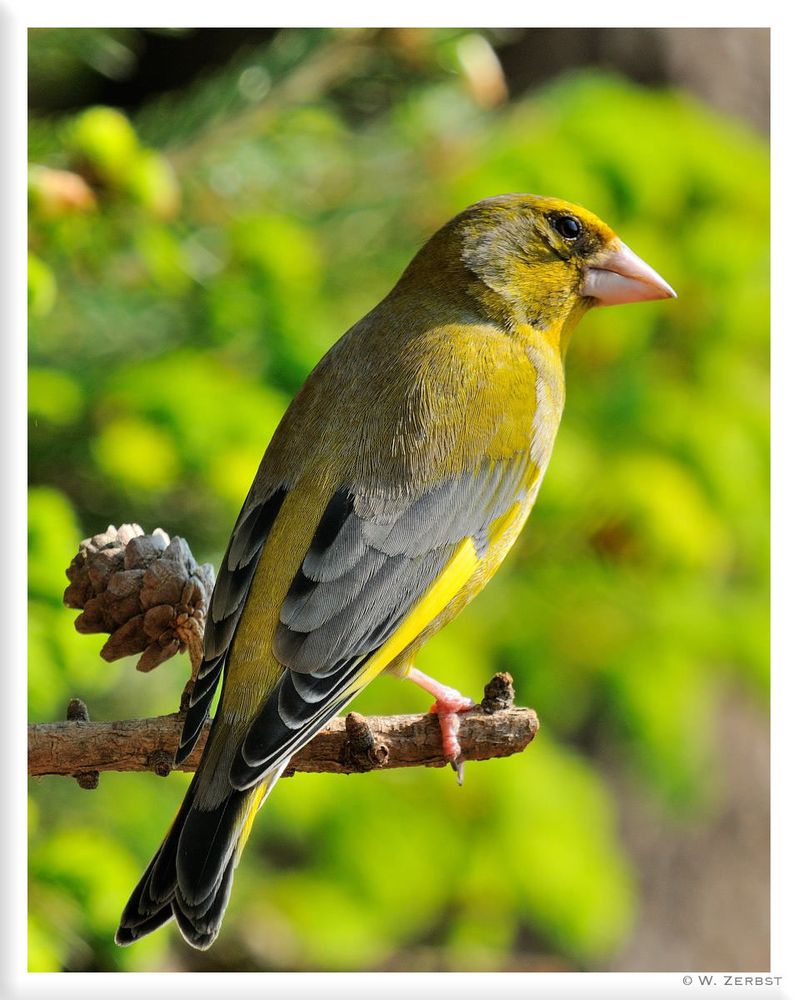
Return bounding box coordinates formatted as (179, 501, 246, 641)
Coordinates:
(553, 215, 582, 240)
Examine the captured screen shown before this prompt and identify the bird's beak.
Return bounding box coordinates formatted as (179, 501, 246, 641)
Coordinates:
(582, 240, 677, 306)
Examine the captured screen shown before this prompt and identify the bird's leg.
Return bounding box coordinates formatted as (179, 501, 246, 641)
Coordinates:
(405, 666, 473, 784)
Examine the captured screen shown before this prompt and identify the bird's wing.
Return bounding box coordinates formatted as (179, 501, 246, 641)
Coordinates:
(227, 451, 535, 789)
(176, 484, 288, 762)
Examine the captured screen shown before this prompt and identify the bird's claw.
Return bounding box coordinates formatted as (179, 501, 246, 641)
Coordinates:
(403, 666, 472, 786)
(437, 702, 470, 785)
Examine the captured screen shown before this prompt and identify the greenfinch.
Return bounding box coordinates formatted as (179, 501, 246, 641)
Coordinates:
(116, 193, 675, 950)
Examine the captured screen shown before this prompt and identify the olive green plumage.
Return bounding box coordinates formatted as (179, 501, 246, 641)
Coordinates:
(116, 193, 674, 950)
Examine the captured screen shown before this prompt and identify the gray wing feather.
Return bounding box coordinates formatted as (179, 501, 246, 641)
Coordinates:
(280, 548, 388, 632)
(228, 453, 531, 788)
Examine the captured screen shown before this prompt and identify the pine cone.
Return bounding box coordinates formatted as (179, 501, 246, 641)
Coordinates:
(64, 524, 215, 672)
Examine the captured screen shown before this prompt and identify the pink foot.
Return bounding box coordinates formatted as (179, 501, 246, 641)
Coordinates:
(406, 667, 473, 784)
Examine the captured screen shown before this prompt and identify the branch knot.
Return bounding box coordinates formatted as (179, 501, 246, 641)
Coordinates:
(343, 712, 390, 771)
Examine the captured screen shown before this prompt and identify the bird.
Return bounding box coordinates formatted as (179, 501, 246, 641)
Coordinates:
(116, 193, 675, 950)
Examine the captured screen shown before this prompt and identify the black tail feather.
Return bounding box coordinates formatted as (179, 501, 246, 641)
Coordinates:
(175, 789, 246, 905)
(173, 855, 236, 949)
(115, 903, 173, 946)
(116, 774, 250, 950)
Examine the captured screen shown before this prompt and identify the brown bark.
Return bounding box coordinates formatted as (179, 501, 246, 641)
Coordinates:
(27, 674, 538, 783)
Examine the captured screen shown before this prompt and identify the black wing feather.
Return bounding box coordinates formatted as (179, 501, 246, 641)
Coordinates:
(175, 486, 287, 764)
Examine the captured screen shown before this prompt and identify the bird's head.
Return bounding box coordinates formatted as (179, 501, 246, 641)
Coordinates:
(407, 193, 676, 340)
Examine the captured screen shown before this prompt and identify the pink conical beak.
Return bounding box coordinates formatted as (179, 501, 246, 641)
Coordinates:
(582, 240, 677, 306)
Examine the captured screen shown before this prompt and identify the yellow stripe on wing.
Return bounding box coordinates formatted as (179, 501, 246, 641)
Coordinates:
(345, 534, 482, 693)
(235, 786, 268, 864)
(234, 765, 284, 864)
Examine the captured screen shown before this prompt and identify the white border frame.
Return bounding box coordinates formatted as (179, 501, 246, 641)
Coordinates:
(8, 5, 793, 998)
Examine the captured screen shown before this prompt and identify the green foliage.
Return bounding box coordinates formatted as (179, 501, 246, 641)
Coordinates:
(28, 29, 768, 972)
(70, 106, 140, 184)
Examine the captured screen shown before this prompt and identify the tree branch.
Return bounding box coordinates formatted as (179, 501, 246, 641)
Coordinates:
(28, 674, 538, 782)
(40, 526, 540, 785)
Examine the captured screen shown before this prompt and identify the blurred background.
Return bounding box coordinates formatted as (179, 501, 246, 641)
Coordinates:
(27, 27, 769, 973)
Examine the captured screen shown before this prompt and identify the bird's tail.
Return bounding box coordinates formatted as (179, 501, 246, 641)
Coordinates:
(115, 765, 279, 950)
